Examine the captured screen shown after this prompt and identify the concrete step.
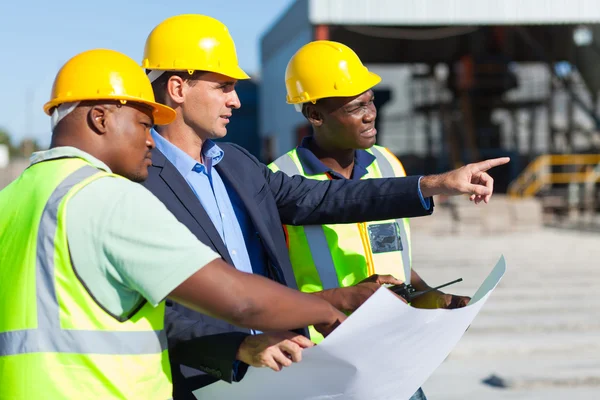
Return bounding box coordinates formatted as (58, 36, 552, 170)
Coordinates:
(410, 195, 544, 235)
(446, 330, 600, 358)
(469, 312, 600, 333)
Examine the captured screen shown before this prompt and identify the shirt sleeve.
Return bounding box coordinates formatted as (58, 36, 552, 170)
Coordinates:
(417, 176, 432, 210)
(66, 176, 220, 313)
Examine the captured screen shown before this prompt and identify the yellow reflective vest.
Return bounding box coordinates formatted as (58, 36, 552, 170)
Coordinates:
(0, 157, 172, 399)
(269, 145, 411, 342)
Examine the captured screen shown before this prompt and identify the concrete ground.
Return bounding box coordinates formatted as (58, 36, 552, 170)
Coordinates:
(409, 225, 600, 400)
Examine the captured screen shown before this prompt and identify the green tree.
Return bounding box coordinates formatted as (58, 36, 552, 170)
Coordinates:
(0, 128, 25, 157)
(18, 138, 43, 157)
(0, 128, 11, 147)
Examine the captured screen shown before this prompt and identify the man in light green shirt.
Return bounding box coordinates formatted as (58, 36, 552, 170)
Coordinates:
(0, 49, 348, 400)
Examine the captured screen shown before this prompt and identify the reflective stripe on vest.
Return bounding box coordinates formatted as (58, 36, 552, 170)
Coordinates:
(370, 147, 412, 284)
(0, 165, 167, 357)
(272, 153, 299, 177)
(272, 147, 410, 288)
(273, 156, 340, 290)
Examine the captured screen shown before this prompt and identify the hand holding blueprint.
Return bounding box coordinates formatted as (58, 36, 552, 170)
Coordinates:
(195, 255, 507, 400)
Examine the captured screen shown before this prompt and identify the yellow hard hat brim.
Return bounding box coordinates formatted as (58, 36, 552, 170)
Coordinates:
(146, 100, 177, 125)
(43, 95, 176, 126)
(148, 64, 251, 81)
(222, 65, 250, 80)
(353, 71, 382, 97)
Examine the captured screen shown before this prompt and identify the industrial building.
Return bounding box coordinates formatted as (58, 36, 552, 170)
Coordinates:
(260, 0, 600, 200)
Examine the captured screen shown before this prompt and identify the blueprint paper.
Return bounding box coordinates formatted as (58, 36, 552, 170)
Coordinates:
(195, 256, 506, 400)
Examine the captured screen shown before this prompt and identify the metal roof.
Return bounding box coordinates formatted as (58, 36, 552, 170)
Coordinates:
(308, 0, 600, 26)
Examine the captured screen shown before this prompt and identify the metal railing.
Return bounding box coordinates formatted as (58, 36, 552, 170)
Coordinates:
(508, 154, 600, 198)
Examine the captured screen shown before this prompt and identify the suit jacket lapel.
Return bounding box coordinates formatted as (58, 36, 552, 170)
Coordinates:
(216, 162, 298, 289)
(156, 151, 232, 264)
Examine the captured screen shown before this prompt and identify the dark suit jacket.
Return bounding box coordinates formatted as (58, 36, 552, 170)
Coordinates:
(142, 143, 433, 399)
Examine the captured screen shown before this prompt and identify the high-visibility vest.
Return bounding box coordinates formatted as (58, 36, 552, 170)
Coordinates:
(0, 157, 172, 400)
(269, 145, 411, 342)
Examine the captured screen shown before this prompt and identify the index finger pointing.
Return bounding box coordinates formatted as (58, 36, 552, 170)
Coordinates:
(472, 157, 510, 172)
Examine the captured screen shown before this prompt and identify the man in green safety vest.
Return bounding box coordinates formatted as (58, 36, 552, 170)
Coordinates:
(270, 41, 473, 400)
(0, 48, 348, 400)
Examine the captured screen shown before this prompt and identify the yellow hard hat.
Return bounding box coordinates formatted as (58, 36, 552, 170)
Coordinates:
(142, 14, 249, 80)
(285, 40, 381, 105)
(44, 49, 175, 125)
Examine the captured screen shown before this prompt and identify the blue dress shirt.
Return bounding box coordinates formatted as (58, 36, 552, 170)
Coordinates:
(151, 129, 267, 276)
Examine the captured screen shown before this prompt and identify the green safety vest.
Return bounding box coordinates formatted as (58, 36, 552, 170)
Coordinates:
(269, 145, 412, 343)
(0, 157, 172, 399)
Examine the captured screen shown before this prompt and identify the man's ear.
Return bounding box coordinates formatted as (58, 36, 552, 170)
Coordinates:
(305, 104, 323, 127)
(88, 105, 111, 135)
(166, 75, 186, 106)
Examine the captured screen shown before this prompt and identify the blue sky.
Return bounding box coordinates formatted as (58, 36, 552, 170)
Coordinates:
(0, 0, 295, 147)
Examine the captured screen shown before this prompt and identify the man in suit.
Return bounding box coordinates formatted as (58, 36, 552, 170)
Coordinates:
(140, 14, 509, 400)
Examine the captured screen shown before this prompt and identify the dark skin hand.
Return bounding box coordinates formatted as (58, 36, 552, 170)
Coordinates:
(410, 270, 471, 309)
(410, 291, 471, 309)
(314, 274, 408, 313)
